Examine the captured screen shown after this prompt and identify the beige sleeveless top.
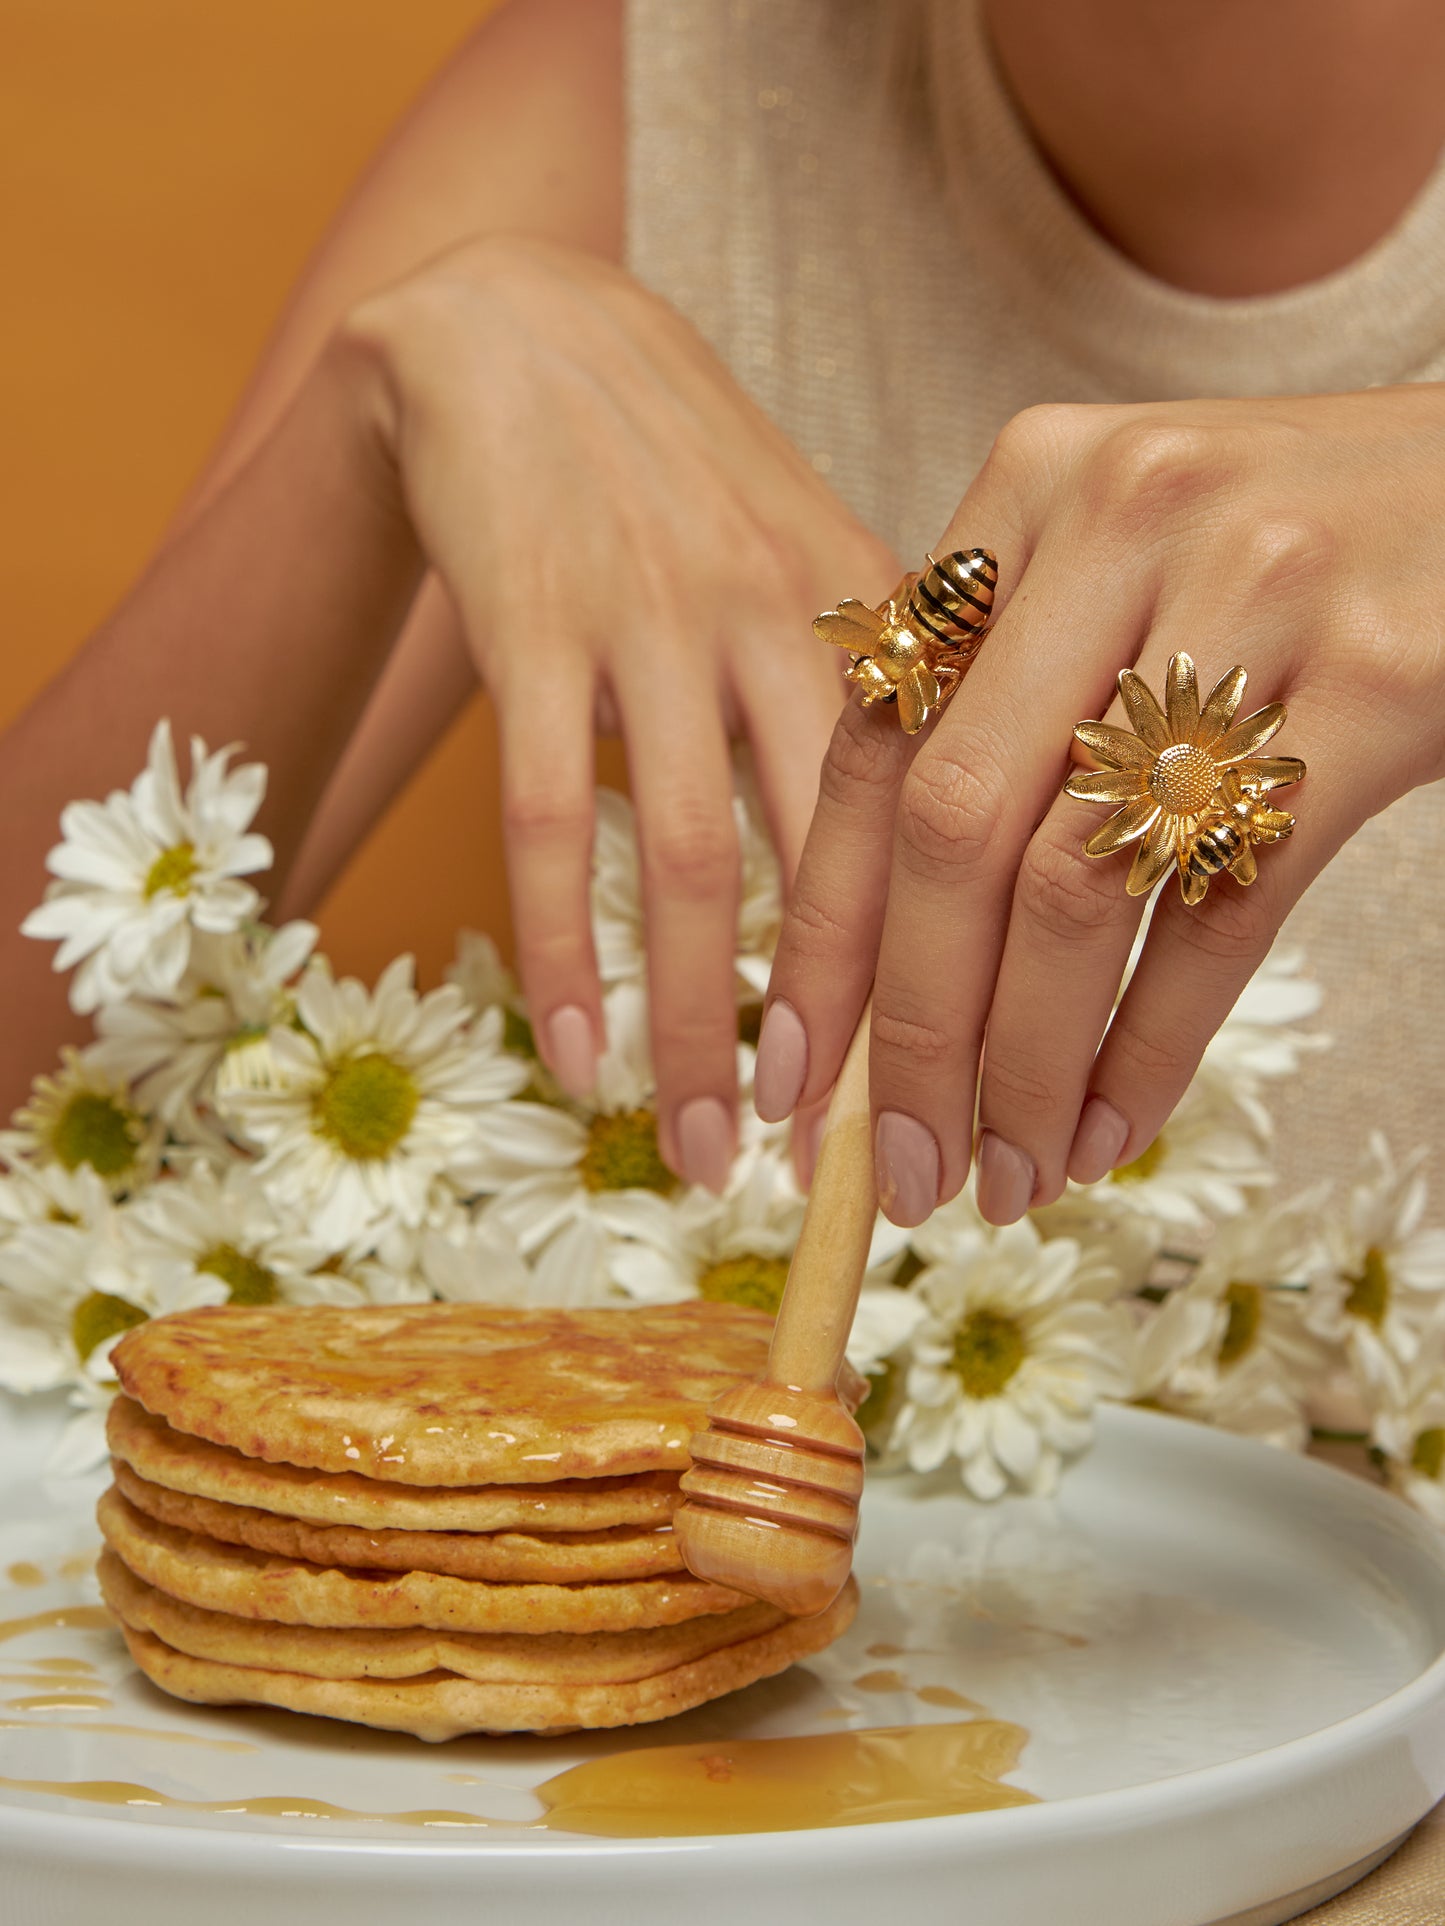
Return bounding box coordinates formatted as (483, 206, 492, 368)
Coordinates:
(625, 0, 1444, 1191)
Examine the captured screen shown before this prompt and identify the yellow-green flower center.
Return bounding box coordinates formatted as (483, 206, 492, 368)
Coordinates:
(580, 1110, 674, 1194)
(502, 1008, 536, 1058)
(1411, 1427, 1445, 1481)
(312, 1053, 419, 1161)
(856, 1359, 899, 1437)
(71, 1290, 147, 1362)
(143, 841, 199, 899)
(1218, 1280, 1262, 1368)
(737, 1002, 765, 1047)
(950, 1309, 1027, 1399)
(47, 1090, 143, 1179)
(698, 1255, 790, 1316)
(1344, 1247, 1391, 1328)
(1111, 1137, 1165, 1185)
(196, 1242, 279, 1305)
(1149, 741, 1218, 815)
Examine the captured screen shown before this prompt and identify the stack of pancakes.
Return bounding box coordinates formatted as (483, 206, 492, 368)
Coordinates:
(97, 1302, 858, 1741)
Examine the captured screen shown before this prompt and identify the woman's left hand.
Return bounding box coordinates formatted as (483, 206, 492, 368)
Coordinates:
(756, 388, 1445, 1226)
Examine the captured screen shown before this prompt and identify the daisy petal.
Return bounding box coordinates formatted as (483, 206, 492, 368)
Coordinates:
(1084, 796, 1160, 857)
(1165, 653, 1200, 740)
(1118, 671, 1170, 750)
(1234, 755, 1305, 793)
(1126, 813, 1177, 895)
(1214, 703, 1286, 763)
(1071, 721, 1155, 771)
(1197, 665, 1248, 744)
(1064, 766, 1149, 804)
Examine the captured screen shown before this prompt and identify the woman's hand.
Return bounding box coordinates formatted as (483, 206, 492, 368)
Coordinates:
(351, 237, 895, 1187)
(757, 389, 1445, 1225)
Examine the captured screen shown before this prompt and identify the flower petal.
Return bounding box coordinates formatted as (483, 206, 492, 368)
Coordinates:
(1064, 766, 1149, 804)
(1214, 703, 1286, 763)
(1118, 671, 1170, 750)
(1084, 796, 1160, 857)
(1234, 755, 1305, 793)
(1127, 812, 1177, 895)
(1071, 721, 1155, 771)
(1197, 665, 1248, 744)
(1166, 653, 1200, 741)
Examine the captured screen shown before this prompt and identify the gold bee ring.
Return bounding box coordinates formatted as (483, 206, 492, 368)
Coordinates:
(814, 549, 998, 735)
(1065, 652, 1305, 906)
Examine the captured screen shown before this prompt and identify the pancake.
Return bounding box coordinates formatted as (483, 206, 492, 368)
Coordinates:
(110, 1302, 778, 1485)
(110, 1462, 685, 1583)
(116, 1580, 860, 1740)
(107, 1398, 684, 1533)
(98, 1486, 748, 1634)
(99, 1550, 790, 1684)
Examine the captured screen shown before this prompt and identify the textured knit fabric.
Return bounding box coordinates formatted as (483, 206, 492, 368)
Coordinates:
(625, 0, 1444, 1197)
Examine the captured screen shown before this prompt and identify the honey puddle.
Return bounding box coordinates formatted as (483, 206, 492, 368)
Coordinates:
(6, 1563, 44, 1589)
(0, 1607, 111, 1646)
(29, 1659, 97, 1675)
(7, 1694, 112, 1713)
(0, 1721, 1036, 1836)
(850, 1670, 981, 1713)
(0, 1720, 257, 1754)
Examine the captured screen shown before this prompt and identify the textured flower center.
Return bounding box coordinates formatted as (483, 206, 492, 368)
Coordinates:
(698, 1255, 790, 1315)
(1148, 742, 1218, 814)
(1412, 1427, 1445, 1481)
(313, 1054, 419, 1161)
(951, 1309, 1027, 1399)
(502, 1007, 535, 1057)
(580, 1109, 674, 1195)
(1218, 1280, 1262, 1368)
(1344, 1247, 1390, 1328)
(71, 1289, 147, 1363)
(143, 840, 198, 899)
(197, 1241, 279, 1305)
(1111, 1136, 1165, 1185)
(48, 1090, 143, 1179)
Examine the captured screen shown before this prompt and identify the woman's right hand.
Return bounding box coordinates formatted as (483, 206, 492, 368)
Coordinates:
(345, 237, 896, 1187)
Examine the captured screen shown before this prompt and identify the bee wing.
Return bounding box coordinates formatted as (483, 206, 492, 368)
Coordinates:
(813, 601, 887, 651)
(897, 663, 941, 735)
(1228, 841, 1259, 887)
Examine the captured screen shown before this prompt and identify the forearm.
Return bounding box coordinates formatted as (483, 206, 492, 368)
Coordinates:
(0, 336, 423, 1107)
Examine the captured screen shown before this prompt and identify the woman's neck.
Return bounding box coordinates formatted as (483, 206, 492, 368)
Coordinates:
(981, 0, 1445, 296)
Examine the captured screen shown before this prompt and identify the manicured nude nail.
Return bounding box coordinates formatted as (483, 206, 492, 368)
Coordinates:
(874, 1111, 940, 1228)
(1068, 1096, 1131, 1185)
(545, 1005, 597, 1099)
(976, 1132, 1037, 1227)
(753, 999, 808, 1122)
(676, 1096, 735, 1194)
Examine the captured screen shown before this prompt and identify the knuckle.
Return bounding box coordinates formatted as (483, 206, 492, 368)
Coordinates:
(503, 784, 592, 848)
(982, 1051, 1061, 1122)
(782, 886, 856, 961)
(871, 1001, 954, 1073)
(817, 700, 907, 808)
(1107, 1019, 1195, 1089)
(1234, 512, 1340, 599)
(643, 804, 740, 894)
(1015, 820, 1126, 943)
(897, 744, 1011, 878)
(1171, 880, 1268, 970)
(1086, 422, 1227, 528)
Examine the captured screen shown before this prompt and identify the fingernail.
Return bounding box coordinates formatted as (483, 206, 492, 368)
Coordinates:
(874, 1111, 940, 1228)
(676, 1096, 735, 1194)
(976, 1132, 1037, 1226)
(1068, 1096, 1131, 1185)
(753, 999, 808, 1122)
(545, 1005, 597, 1099)
(794, 1102, 829, 1189)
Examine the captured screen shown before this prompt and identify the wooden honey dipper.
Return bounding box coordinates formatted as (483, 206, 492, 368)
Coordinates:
(674, 1006, 877, 1617)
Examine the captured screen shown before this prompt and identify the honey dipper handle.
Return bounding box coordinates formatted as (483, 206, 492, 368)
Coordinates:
(766, 1003, 877, 1395)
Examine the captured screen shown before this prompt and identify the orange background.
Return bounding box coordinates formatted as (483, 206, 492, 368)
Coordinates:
(0, 0, 562, 987)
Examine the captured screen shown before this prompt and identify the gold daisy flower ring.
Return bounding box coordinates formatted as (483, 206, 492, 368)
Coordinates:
(812, 548, 998, 736)
(1064, 652, 1306, 907)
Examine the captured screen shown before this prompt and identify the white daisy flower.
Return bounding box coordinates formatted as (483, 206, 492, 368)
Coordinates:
(126, 1160, 331, 1307)
(4, 1048, 162, 1195)
(1306, 1134, 1445, 1382)
(21, 720, 272, 1014)
(887, 1218, 1131, 1500)
(606, 1146, 804, 1309)
(1360, 1316, 1445, 1526)
(88, 920, 317, 1143)
(219, 956, 530, 1250)
(1099, 1082, 1273, 1232)
(1200, 943, 1327, 1087)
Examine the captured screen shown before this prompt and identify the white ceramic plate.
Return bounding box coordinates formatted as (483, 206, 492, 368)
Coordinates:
(3, 1392, 1445, 1926)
